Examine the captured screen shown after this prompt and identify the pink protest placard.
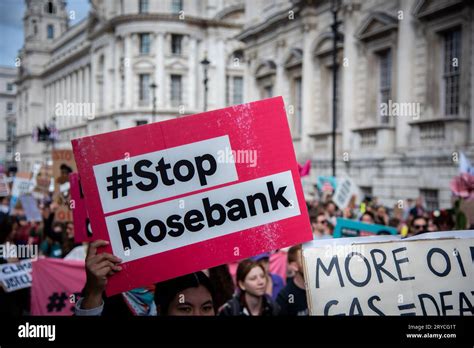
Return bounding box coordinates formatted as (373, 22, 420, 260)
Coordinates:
(30, 258, 86, 315)
(72, 97, 313, 296)
(70, 173, 92, 243)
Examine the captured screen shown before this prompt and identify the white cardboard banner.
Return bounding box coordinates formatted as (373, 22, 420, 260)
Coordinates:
(303, 231, 474, 315)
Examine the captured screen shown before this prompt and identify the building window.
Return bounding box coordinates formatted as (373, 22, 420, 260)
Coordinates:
(226, 76, 243, 106)
(378, 49, 392, 124)
(45, 1, 55, 14)
(293, 76, 302, 136)
(233, 50, 244, 63)
(171, 0, 183, 13)
(136, 120, 148, 126)
(420, 189, 439, 211)
(419, 122, 445, 141)
(360, 130, 377, 147)
(442, 28, 461, 116)
(359, 186, 373, 200)
(47, 24, 54, 39)
(139, 33, 151, 55)
(170, 74, 182, 107)
(171, 34, 182, 55)
(139, 74, 151, 103)
(32, 20, 38, 35)
(7, 102, 13, 113)
(226, 76, 230, 105)
(233, 76, 243, 105)
(138, 0, 149, 13)
(264, 85, 273, 98)
(6, 83, 13, 91)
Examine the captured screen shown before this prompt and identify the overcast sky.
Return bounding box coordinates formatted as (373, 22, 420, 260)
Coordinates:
(0, 0, 90, 67)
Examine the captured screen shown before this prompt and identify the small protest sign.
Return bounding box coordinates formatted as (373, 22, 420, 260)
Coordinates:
(317, 176, 337, 193)
(52, 150, 77, 222)
(0, 260, 33, 293)
(30, 258, 85, 315)
(333, 177, 358, 210)
(20, 195, 42, 222)
(72, 97, 313, 295)
(333, 218, 397, 238)
(32, 165, 53, 199)
(10, 172, 33, 211)
(0, 173, 10, 197)
(303, 231, 474, 315)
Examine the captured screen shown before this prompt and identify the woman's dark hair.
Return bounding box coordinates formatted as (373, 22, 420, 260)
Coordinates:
(208, 264, 234, 309)
(0, 217, 14, 244)
(360, 211, 375, 222)
(236, 259, 265, 288)
(154, 271, 215, 316)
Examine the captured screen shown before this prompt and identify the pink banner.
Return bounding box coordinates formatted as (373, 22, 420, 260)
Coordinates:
(30, 258, 86, 316)
(72, 97, 313, 296)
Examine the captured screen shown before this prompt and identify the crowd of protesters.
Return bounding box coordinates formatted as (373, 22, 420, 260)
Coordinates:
(0, 185, 471, 316)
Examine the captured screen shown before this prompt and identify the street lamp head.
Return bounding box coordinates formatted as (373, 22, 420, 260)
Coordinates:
(200, 56, 210, 67)
(149, 82, 157, 89)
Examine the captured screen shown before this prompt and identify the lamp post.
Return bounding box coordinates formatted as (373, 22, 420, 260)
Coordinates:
(200, 55, 210, 111)
(149, 82, 157, 123)
(330, 0, 342, 177)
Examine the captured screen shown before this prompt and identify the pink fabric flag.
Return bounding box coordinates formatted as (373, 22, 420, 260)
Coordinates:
(30, 258, 86, 316)
(269, 250, 287, 284)
(298, 160, 311, 177)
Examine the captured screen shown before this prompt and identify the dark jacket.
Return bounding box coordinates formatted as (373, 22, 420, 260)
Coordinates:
(219, 293, 279, 316)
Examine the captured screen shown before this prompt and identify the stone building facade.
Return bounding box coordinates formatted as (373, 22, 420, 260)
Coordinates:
(0, 66, 17, 170)
(13, 0, 474, 209)
(237, 0, 473, 209)
(15, 0, 246, 170)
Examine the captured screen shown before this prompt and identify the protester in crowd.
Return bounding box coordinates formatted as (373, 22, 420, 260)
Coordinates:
(427, 217, 439, 232)
(360, 211, 375, 224)
(63, 221, 87, 260)
(219, 259, 279, 316)
(324, 200, 338, 226)
(39, 222, 64, 258)
(75, 240, 217, 316)
(410, 216, 429, 236)
(0, 196, 9, 223)
(13, 215, 31, 246)
(409, 197, 426, 220)
(251, 253, 284, 301)
(433, 209, 455, 231)
(277, 245, 308, 316)
(374, 206, 389, 226)
(154, 272, 216, 316)
(61, 221, 82, 258)
(311, 212, 332, 239)
(402, 198, 415, 221)
(342, 206, 357, 220)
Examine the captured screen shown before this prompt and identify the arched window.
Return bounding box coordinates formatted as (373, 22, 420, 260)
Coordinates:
(45, 1, 55, 14)
(32, 20, 37, 35)
(47, 24, 54, 39)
